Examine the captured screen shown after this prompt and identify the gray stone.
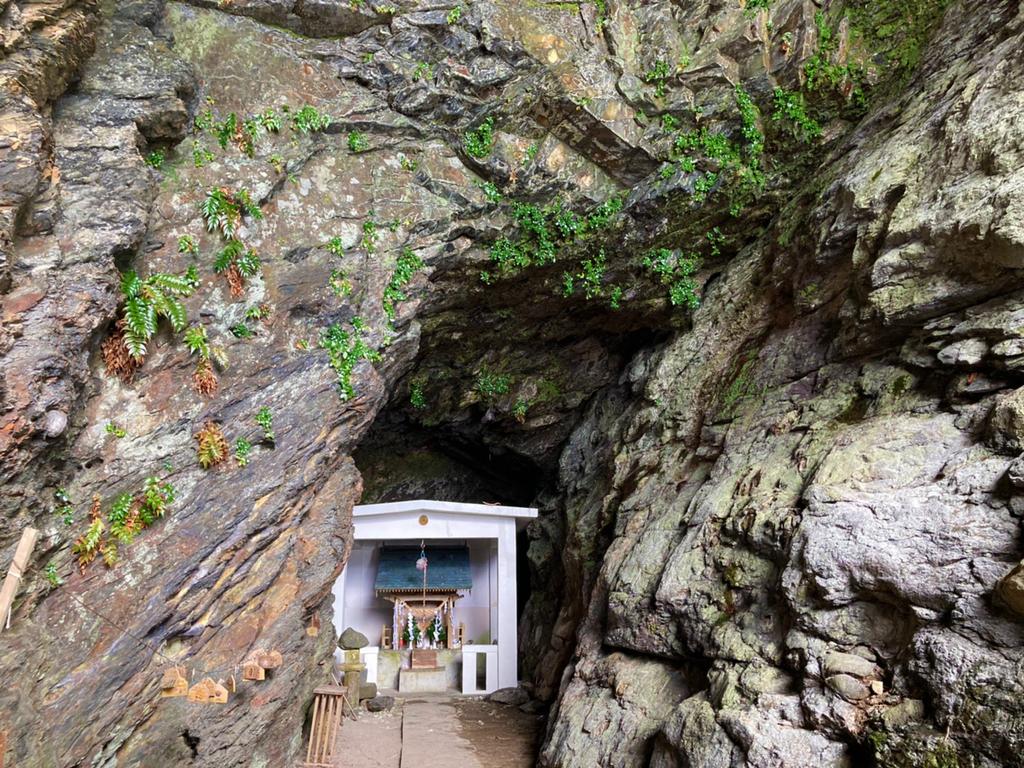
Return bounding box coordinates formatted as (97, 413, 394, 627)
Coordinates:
(881, 699, 926, 729)
(43, 410, 68, 438)
(488, 686, 530, 706)
(359, 682, 378, 700)
(365, 695, 395, 712)
(825, 675, 871, 702)
(338, 627, 369, 650)
(994, 560, 1024, 616)
(823, 651, 881, 680)
(937, 338, 989, 366)
(988, 388, 1024, 451)
(1007, 456, 1024, 488)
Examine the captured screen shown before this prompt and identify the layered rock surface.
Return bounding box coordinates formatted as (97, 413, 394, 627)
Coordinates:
(0, 0, 1022, 766)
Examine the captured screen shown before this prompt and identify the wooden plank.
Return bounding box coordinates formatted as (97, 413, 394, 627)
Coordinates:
(306, 694, 321, 764)
(0, 528, 38, 632)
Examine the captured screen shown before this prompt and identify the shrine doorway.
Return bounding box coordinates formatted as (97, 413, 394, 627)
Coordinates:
(332, 500, 537, 692)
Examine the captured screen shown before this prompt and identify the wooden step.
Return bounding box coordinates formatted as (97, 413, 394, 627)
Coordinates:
(411, 649, 438, 669)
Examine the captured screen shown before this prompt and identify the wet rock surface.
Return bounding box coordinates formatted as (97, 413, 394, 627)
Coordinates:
(0, 0, 1023, 766)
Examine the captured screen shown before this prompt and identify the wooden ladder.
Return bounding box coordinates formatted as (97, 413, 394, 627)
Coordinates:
(302, 684, 353, 767)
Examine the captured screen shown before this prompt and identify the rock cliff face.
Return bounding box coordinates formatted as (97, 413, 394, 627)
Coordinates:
(1, 0, 1023, 766)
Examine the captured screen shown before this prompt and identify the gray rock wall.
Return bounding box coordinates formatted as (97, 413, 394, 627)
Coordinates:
(1, 0, 1022, 765)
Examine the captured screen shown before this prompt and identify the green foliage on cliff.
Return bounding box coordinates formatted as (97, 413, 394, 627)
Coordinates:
(201, 187, 262, 240)
(464, 117, 495, 159)
(348, 131, 370, 153)
(475, 370, 511, 400)
(383, 248, 425, 321)
(771, 88, 822, 142)
(642, 248, 701, 309)
(255, 407, 275, 444)
(643, 59, 672, 98)
(319, 317, 382, 400)
(73, 477, 176, 570)
(119, 267, 198, 360)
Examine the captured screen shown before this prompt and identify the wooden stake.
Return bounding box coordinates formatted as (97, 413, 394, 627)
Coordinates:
(0, 528, 38, 633)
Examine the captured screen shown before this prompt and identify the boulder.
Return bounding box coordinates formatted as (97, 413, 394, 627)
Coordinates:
(359, 682, 378, 700)
(825, 674, 870, 702)
(823, 651, 881, 680)
(365, 695, 395, 712)
(994, 560, 1024, 616)
(988, 388, 1024, 452)
(488, 686, 530, 706)
(338, 627, 369, 650)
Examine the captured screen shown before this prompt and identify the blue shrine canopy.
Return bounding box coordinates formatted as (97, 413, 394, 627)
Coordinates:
(374, 545, 472, 594)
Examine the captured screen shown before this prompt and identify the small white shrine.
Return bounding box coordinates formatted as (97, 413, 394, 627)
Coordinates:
(332, 500, 537, 693)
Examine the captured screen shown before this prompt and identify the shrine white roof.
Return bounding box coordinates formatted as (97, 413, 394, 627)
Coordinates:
(353, 500, 538, 520)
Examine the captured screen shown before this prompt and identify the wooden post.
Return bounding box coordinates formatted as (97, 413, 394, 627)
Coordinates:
(0, 528, 38, 632)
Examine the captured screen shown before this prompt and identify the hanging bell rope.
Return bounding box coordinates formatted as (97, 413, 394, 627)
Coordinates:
(415, 540, 428, 608)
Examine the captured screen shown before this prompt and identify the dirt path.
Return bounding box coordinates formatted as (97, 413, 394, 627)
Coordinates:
(333, 694, 540, 768)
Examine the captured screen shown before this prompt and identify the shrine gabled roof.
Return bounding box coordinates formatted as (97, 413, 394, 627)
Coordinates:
(374, 545, 472, 593)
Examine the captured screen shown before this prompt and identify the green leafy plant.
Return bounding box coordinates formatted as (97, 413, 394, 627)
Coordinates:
(399, 154, 418, 172)
(73, 479, 174, 571)
(119, 267, 197, 361)
(145, 149, 165, 170)
(643, 60, 672, 98)
(269, 153, 285, 173)
(184, 324, 226, 396)
(479, 181, 502, 204)
(410, 382, 427, 409)
(348, 130, 370, 153)
(246, 304, 271, 322)
(178, 234, 199, 257)
(734, 86, 765, 158)
(105, 422, 126, 438)
(743, 0, 771, 17)
(54, 487, 73, 525)
(201, 187, 262, 241)
(255, 407, 275, 444)
(192, 140, 214, 168)
(475, 370, 511, 400)
(72, 496, 105, 569)
(234, 437, 252, 467)
(463, 117, 495, 159)
(290, 104, 332, 133)
(196, 421, 229, 469)
(771, 87, 822, 142)
(383, 248, 425, 321)
(361, 216, 379, 254)
(230, 322, 255, 339)
(109, 477, 175, 546)
(44, 562, 63, 588)
(319, 318, 381, 400)
(446, 5, 462, 24)
(642, 248, 701, 309)
(213, 239, 261, 297)
(661, 113, 680, 132)
(524, 142, 540, 162)
(512, 399, 528, 423)
(412, 62, 432, 81)
(330, 268, 353, 297)
(325, 236, 346, 257)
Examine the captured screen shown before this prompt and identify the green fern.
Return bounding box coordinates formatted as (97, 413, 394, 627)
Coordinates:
(118, 268, 197, 361)
(201, 187, 262, 240)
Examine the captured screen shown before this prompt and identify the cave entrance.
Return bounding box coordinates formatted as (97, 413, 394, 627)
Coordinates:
(331, 501, 537, 694)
